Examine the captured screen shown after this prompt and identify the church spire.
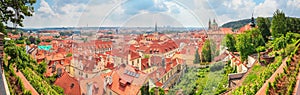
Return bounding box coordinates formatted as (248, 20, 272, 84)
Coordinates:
(250, 13, 255, 28)
(208, 18, 211, 30)
(155, 22, 158, 32)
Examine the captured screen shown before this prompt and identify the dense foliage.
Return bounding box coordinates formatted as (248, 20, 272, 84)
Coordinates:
(201, 39, 217, 62)
(235, 33, 254, 62)
(169, 61, 235, 95)
(257, 17, 271, 41)
(22, 67, 63, 94)
(266, 40, 300, 94)
(4, 40, 30, 71)
(149, 87, 165, 95)
(193, 48, 200, 64)
(168, 67, 199, 95)
(223, 34, 236, 52)
(4, 39, 64, 95)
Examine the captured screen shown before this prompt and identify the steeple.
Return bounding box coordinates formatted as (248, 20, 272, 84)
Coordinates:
(155, 22, 158, 32)
(208, 19, 211, 30)
(213, 19, 216, 23)
(250, 13, 255, 28)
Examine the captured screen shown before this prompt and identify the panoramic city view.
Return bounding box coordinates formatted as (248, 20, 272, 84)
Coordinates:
(1, 0, 300, 95)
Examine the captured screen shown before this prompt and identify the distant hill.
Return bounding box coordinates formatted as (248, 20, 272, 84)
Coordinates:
(221, 17, 272, 30)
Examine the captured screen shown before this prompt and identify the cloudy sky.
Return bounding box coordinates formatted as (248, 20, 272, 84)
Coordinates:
(22, 0, 300, 28)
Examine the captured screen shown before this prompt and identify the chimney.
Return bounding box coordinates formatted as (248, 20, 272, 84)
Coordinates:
(87, 83, 93, 95)
(161, 57, 165, 67)
(156, 71, 160, 79)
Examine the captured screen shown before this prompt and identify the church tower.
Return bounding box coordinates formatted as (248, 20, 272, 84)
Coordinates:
(208, 19, 211, 30)
(250, 13, 256, 28)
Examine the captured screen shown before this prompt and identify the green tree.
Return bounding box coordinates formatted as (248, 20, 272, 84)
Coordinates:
(223, 34, 237, 52)
(272, 35, 286, 51)
(235, 33, 255, 62)
(257, 17, 271, 41)
(202, 40, 212, 62)
(37, 61, 47, 75)
(193, 48, 201, 64)
(4, 40, 29, 71)
(150, 87, 165, 95)
(0, 0, 36, 27)
(246, 28, 265, 47)
(36, 38, 41, 44)
(66, 53, 72, 57)
(271, 9, 287, 38)
(45, 39, 52, 42)
(0, 22, 7, 35)
(26, 39, 31, 45)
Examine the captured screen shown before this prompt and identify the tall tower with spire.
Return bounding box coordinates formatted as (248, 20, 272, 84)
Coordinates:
(155, 22, 158, 32)
(208, 19, 211, 30)
(250, 13, 256, 28)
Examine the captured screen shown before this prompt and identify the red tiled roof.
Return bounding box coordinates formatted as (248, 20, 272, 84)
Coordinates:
(238, 24, 252, 33)
(9, 34, 20, 39)
(54, 72, 81, 95)
(148, 67, 166, 83)
(166, 58, 179, 72)
(220, 28, 234, 34)
(108, 64, 148, 95)
(144, 40, 178, 54)
(141, 58, 149, 70)
(40, 36, 53, 40)
(130, 50, 141, 60)
(79, 75, 104, 95)
(155, 82, 163, 87)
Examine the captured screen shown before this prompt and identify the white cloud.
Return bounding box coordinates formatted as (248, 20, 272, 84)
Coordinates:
(23, 0, 300, 28)
(254, 0, 278, 17)
(37, 0, 58, 17)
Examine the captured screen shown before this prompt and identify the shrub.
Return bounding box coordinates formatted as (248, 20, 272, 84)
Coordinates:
(210, 62, 225, 72)
(66, 53, 72, 57)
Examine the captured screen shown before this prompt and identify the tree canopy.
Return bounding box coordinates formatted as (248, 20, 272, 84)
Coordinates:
(257, 17, 271, 41)
(0, 0, 36, 27)
(4, 40, 30, 71)
(193, 48, 201, 64)
(235, 32, 255, 62)
(271, 9, 287, 38)
(0, 0, 36, 35)
(223, 34, 237, 52)
(201, 39, 218, 62)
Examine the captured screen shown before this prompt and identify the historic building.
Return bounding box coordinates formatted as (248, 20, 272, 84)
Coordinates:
(208, 18, 219, 31)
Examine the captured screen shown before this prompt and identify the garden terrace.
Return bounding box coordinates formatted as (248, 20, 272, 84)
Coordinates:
(231, 56, 283, 95)
(266, 40, 300, 94)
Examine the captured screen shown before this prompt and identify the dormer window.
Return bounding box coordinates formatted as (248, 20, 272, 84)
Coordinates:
(70, 83, 74, 88)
